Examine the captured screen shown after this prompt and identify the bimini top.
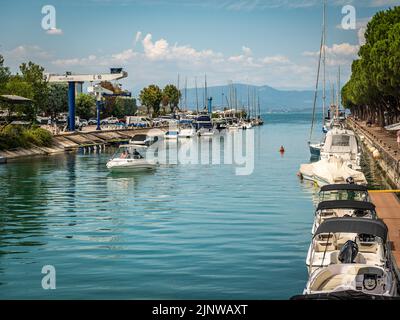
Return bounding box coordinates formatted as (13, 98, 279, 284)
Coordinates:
(320, 184, 368, 192)
(314, 217, 388, 242)
(316, 200, 375, 212)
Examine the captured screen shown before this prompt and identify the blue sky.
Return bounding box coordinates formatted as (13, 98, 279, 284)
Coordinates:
(0, 0, 398, 92)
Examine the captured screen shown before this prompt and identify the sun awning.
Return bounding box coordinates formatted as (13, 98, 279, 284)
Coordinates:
(0, 95, 32, 104)
(320, 184, 368, 192)
(316, 200, 375, 211)
(314, 217, 388, 242)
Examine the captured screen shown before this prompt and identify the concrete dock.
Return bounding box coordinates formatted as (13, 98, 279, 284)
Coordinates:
(0, 127, 165, 160)
(369, 192, 400, 281)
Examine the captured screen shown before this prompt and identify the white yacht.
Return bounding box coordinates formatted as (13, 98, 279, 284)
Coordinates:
(197, 127, 215, 136)
(299, 157, 367, 187)
(178, 127, 196, 138)
(304, 218, 397, 297)
(106, 144, 157, 172)
(165, 130, 179, 140)
(320, 128, 361, 170)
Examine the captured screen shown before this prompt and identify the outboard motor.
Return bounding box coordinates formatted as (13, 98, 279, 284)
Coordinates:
(346, 177, 355, 184)
(338, 240, 358, 263)
(353, 209, 367, 217)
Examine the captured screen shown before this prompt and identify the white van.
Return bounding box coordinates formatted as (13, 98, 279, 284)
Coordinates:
(126, 116, 151, 128)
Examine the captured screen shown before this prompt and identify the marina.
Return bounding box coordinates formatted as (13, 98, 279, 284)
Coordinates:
(1, 0, 400, 304)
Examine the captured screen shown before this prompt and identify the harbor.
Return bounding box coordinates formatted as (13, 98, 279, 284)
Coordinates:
(1, 0, 400, 304)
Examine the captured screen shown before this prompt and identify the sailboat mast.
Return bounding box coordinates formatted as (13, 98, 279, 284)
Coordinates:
(177, 73, 181, 111)
(184, 77, 187, 111)
(322, 0, 327, 121)
(337, 65, 341, 111)
(195, 77, 199, 113)
(247, 84, 250, 120)
(204, 74, 208, 110)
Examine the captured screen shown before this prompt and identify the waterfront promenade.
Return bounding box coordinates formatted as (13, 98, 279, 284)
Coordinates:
(369, 192, 400, 283)
(348, 117, 400, 161)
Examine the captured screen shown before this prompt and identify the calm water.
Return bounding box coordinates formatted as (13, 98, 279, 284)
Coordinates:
(0, 113, 370, 299)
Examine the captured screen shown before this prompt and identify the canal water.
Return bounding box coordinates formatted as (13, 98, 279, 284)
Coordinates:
(0, 113, 385, 299)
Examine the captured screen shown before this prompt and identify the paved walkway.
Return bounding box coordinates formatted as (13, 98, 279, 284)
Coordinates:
(369, 192, 400, 276)
(348, 117, 400, 161)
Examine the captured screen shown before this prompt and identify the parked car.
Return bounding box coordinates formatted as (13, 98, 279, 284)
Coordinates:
(101, 117, 119, 125)
(88, 118, 98, 125)
(79, 119, 88, 127)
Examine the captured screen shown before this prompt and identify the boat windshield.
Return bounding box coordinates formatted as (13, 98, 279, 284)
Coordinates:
(113, 146, 144, 160)
(332, 135, 350, 147)
(320, 190, 369, 202)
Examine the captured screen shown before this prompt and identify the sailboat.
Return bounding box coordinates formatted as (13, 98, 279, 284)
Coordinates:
(308, 0, 327, 158)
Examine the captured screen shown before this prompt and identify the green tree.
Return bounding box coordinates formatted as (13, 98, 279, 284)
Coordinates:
(76, 93, 96, 120)
(163, 84, 181, 112)
(114, 97, 137, 117)
(3, 76, 34, 121)
(342, 6, 400, 127)
(139, 85, 163, 116)
(42, 84, 68, 118)
(0, 55, 11, 94)
(19, 61, 49, 121)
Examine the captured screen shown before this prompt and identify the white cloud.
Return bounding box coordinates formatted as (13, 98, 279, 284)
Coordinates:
(36, 31, 351, 89)
(303, 42, 359, 66)
(111, 49, 137, 63)
(6, 45, 52, 61)
(142, 34, 169, 60)
(261, 55, 290, 65)
(46, 28, 63, 35)
(141, 33, 222, 62)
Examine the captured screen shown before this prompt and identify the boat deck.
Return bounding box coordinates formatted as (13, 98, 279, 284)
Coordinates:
(369, 192, 400, 277)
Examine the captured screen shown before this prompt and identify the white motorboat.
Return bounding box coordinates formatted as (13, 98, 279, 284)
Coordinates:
(309, 141, 324, 158)
(311, 200, 377, 235)
(320, 128, 361, 170)
(239, 121, 252, 130)
(304, 264, 397, 297)
(106, 144, 157, 172)
(304, 218, 397, 297)
(197, 128, 215, 136)
(165, 130, 179, 140)
(178, 127, 196, 138)
(318, 184, 370, 202)
(299, 157, 367, 187)
(130, 131, 163, 146)
(306, 217, 391, 272)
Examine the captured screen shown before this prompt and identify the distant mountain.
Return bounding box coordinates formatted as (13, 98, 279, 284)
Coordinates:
(177, 83, 323, 113)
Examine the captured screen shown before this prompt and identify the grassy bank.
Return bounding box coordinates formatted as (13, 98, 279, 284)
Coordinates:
(0, 125, 53, 150)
